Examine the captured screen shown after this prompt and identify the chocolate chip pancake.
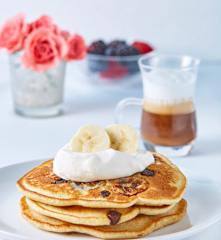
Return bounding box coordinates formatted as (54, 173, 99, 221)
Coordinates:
(17, 153, 186, 208)
(21, 197, 187, 239)
(26, 197, 176, 226)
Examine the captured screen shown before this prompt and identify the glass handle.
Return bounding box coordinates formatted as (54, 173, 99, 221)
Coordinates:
(114, 98, 143, 126)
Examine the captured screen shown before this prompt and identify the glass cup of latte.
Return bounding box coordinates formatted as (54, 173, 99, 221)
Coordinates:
(115, 54, 200, 156)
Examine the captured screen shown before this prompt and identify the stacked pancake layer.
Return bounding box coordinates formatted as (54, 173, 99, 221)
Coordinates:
(17, 153, 187, 239)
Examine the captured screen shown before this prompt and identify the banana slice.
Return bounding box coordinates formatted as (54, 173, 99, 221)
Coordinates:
(70, 125, 111, 152)
(106, 124, 138, 153)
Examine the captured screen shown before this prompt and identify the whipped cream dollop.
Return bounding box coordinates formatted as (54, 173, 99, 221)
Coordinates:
(53, 145, 154, 182)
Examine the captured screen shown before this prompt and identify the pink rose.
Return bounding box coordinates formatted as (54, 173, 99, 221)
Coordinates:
(0, 13, 27, 53)
(22, 27, 67, 72)
(64, 34, 86, 61)
(60, 30, 71, 40)
(27, 15, 56, 34)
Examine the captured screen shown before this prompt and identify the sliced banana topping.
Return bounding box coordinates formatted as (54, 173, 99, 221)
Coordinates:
(70, 125, 111, 153)
(106, 124, 138, 153)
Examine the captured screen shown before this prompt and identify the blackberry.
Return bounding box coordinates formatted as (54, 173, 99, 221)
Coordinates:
(108, 40, 127, 48)
(117, 46, 139, 56)
(116, 46, 140, 74)
(87, 40, 106, 55)
(105, 46, 118, 56)
(105, 40, 127, 56)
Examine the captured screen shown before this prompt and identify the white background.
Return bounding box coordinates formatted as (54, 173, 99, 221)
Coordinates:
(0, 0, 220, 61)
(0, 0, 221, 239)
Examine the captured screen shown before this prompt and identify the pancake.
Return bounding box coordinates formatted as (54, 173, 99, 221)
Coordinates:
(21, 197, 187, 239)
(26, 197, 175, 226)
(17, 153, 186, 208)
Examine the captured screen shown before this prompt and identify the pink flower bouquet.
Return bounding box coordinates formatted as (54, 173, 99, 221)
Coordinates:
(0, 14, 86, 117)
(0, 14, 86, 72)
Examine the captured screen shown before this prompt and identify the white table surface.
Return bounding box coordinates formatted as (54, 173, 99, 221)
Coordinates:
(0, 60, 221, 239)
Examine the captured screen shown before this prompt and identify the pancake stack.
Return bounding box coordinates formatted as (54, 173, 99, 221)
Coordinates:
(17, 153, 187, 239)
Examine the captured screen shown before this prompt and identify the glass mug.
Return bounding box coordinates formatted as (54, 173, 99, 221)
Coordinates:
(115, 54, 200, 156)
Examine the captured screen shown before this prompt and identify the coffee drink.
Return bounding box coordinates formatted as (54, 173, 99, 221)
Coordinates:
(139, 58, 198, 149)
(115, 54, 199, 156)
(141, 101, 197, 146)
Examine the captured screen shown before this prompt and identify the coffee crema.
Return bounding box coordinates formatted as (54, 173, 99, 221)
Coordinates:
(141, 100, 197, 146)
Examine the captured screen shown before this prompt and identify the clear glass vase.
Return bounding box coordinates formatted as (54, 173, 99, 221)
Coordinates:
(10, 52, 66, 118)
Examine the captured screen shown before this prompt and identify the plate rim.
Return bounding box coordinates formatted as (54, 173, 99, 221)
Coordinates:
(0, 160, 221, 240)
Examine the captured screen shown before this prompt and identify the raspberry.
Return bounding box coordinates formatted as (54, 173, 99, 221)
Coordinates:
(132, 41, 153, 54)
(100, 62, 128, 79)
(87, 40, 106, 55)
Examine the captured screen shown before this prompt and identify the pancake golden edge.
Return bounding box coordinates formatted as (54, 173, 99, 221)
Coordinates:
(26, 198, 176, 226)
(21, 197, 187, 239)
(17, 153, 187, 208)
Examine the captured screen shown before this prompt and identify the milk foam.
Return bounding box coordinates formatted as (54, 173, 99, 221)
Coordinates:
(142, 70, 196, 104)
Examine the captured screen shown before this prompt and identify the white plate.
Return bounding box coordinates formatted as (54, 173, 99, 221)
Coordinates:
(0, 160, 221, 240)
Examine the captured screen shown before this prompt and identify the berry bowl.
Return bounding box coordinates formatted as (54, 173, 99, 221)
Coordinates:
(84, 40, 154, 86)
(86, 54, 141, 85)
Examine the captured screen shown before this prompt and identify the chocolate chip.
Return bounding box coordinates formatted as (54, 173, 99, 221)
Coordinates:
(100, 190, 110, 198)
(52, 178, 68, 184)
(74, 182, 81, 186)
(141, 168, 155, 176)
(131, 181, 139, 188)
(107, 210, 121, 225)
